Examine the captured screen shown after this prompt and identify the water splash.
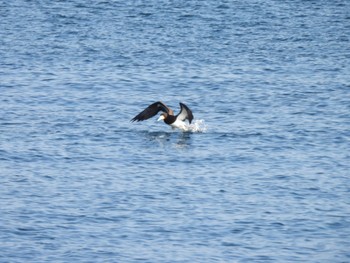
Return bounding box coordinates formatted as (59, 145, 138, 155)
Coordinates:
(185, 119, 207, 133)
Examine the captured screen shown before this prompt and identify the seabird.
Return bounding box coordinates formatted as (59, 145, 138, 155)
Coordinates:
(131, 101, 194, 130)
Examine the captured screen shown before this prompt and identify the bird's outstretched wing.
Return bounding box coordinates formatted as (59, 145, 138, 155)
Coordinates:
(131, 101, 173, 122)
(177, 102, 194, 124)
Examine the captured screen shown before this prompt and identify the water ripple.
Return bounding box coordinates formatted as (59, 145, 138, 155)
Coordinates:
(1, 0, 350, 262)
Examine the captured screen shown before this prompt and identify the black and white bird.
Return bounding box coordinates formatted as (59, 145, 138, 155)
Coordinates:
(131, 101, 194, 130)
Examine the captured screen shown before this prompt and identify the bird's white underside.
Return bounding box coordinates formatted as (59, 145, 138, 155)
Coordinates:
(170, 119, 188, 131)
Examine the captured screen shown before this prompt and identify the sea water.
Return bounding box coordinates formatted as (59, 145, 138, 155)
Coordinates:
(1, 0, 350, 262)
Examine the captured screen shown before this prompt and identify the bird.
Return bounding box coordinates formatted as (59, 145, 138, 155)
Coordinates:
(131, 101, 194, 130)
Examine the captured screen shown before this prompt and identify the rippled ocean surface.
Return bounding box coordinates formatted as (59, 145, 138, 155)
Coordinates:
(1, 1, 350, 262)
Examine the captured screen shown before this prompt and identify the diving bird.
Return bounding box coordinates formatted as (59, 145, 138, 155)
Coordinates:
(131, 101, 194, 130)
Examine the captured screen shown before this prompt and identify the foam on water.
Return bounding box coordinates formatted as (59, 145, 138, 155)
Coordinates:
(185, 119, 207, 133)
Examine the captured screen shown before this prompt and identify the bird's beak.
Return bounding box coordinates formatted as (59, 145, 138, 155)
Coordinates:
(157, 115, 164, 121)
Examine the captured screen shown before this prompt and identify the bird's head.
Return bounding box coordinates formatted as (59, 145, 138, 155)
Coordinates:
(157, 113, 167, 121)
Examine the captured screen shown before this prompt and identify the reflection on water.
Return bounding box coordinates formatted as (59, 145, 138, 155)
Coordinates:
(144, 131, 192, 149)
(175, 132, 192, 149)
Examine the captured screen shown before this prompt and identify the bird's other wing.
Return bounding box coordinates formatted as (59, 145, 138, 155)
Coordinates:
(177, 103, 194, 124)
(131, 101, 172, 122)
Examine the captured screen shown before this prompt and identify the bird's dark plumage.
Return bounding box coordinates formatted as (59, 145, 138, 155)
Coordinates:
(178, 102, 193, 124)
(131, 101, 194, 129)
(131, 101, 173, 122)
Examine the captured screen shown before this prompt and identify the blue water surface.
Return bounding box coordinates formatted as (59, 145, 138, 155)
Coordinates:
(1, 0, 350, 262)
